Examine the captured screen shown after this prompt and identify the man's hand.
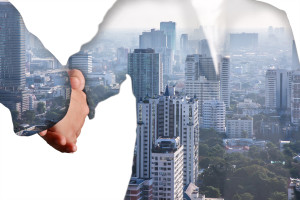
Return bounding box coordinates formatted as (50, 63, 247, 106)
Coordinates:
(39, 69, 89, 153)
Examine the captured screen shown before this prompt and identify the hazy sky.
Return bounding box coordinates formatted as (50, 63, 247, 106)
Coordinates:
(97, 0, 291, 31)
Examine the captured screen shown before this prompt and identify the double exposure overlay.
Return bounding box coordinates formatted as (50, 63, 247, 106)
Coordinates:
(1, 0, 300, 199)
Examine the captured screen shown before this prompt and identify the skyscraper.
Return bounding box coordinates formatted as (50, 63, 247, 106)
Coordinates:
(265, 69, 290, 109)
(128, 49, 163, 101)
(291, 71, 300, 126)
(0, 2, 28, 117)
(160, 21, 176, 51)
(136, 88, 199, 185)
(139, 29, 167, 50)
(198, 39, 211, 57)
(185, 54, 220, 116)
(220, 56, 230, 108)
(0, 2, 26, 91)
(292, 40, 300, 69)
(180, 34, 188, 52)
(139, 29, 173, 76)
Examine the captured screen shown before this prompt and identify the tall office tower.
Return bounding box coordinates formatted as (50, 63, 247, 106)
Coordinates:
(0, 2, 27, 115)
(151, 138, 184, 200)
(0, 2, 26, 91)
(136, 89, 199, 185)
(180, 34, 189, 52)
(128, 49, 163, 101)
(265, 69, 290, 109)
(202, 99, 226, 133)
(185, 54, 218, 81)
(160, 21, 176, 51)
(220, 56, 230, 108)
(292, 40, 300, 69)
(139, 29, 167, 50)
(291, 71, 300, 126)
(230, 33, 258, 50)
(139, 29, 173, 76)
(69, 51, 93, 76)
(185, 54, 220, 116)
(198, 39, 211, 57)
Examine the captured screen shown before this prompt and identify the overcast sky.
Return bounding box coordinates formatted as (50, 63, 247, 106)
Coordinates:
(98, 0, 291, 31)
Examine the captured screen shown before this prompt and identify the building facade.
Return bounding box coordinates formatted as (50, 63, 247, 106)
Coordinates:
(151, 138, 184, 200)
(128, 49, 163, 101)
(226, 115, 253, 138)
(201, 100, 226, 133)
(136, 89, 199, 185)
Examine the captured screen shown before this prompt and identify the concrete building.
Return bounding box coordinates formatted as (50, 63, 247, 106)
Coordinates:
(125, 177, 153, 200)
(151, 138, 184, 200)
(136, 88, 199, 185)
(226, 115, 253, 138)
(185, 54, 220, 116)
(160, 21, 176, 51)
(202, 100, 226, 133)
(139, 29, 167, 51)
(68, 51, 93, 76)
(291, 71, 300, 125)
(265, 69, 290, 109)
(180, 34, 189, 53)
(0, 2, 28, 117)
(128, 49, 163, 101)
(139, 29, 173, 76)
(219, 56, 230, 108)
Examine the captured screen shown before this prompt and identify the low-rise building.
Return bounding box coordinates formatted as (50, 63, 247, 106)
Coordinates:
(125, 177, 153, 200)
(226, 115, 253, 138)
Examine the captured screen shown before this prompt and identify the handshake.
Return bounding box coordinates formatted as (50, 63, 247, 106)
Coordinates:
(39, 69, 89, 153)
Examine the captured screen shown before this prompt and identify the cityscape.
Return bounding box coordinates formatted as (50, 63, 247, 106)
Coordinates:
(1, 1, 300, 200)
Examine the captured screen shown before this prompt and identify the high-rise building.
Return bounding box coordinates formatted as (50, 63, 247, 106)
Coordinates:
(139, 29, 167, 51)
(180, 34, 189, 53)
(0, 2, 28, 118)
(151, 138, 184, 200)
(202, 99, 226, 133)
(0, 2, 26, 91)
(265, 69, 290, 109)
(139, 29, 173, 76)
(136, 88, 199, 185)
(291, 71, 300, 126)
(292, 40, 300, 69)
(128, 49, 163, 101)
(160, 21, 176, 51)
(185, 54, 221, 116)
(220, 56, 230, 108)
(198, 39, 211, 57)
(69, 51, 92, 76)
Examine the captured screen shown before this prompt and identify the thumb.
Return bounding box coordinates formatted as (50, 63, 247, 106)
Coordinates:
(68, 69, 85, 91)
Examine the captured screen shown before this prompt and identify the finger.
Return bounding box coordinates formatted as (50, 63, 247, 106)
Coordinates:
(42, 130, 67, 146)
(65, 143, 77, 153)
(39, 130, 47, 137)
(68, 69, 85, 91)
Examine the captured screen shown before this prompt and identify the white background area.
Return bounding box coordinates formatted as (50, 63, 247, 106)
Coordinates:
(0, 0, 299, 199)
